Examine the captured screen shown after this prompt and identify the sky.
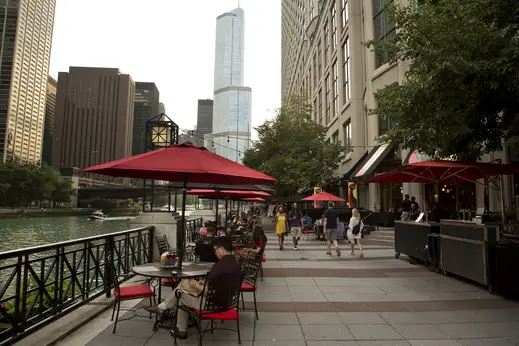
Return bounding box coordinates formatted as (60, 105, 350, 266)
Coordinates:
(49, 0, 281, 139)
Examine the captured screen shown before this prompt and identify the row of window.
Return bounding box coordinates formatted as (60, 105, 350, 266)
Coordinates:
(331, 119, 352, 153)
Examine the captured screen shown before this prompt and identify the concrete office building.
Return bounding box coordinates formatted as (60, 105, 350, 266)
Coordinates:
(281, 0, 515, 213)
(133, 82, 160, 155)
(196, 99, 213, 147)
(42, 76, 57, 165)
(52, 67, 135, 179)
(0, 0, 56, 163)
(207, 7, 252, 163)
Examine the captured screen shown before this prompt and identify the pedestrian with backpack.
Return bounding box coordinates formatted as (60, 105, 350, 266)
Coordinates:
(347, 208, 364, 258)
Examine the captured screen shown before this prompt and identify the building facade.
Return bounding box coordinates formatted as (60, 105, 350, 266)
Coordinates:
(281, 0, 515, 213)
(132, 82, 160, 155)
(52, 67, 135, 181)
(42, 76, 56, 165)
(207, 8, 252, 163)
(159, 102, 165, 115)
(196, 99, 213, 147)
(0, 0, 56, 163)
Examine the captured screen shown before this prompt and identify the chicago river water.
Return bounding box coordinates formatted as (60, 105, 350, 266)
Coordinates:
(0, 216, 133, 253)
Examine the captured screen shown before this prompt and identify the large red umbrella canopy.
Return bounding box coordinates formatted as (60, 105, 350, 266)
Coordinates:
(187, 189, 270, 198)
(242, 197, 265, 201)
(81, 142, 276, 186)
(302, 191, 345, 202)
(365, 160, 519, 184)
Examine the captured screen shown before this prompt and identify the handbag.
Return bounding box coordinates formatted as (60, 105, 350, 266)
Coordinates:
(352, 221, 361, 235)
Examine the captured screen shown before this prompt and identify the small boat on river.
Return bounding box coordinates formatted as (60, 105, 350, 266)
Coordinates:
(88, 210, 106, 221)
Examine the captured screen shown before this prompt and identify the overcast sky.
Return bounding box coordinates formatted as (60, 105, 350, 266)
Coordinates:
(49, 0, 281, 138)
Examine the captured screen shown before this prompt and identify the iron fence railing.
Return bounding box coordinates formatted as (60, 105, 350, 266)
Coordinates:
(184, 218, 203, 241)
(0, 226, 155, 345)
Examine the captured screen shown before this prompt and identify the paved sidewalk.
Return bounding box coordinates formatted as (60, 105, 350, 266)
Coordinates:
(55, 223, 519, 346)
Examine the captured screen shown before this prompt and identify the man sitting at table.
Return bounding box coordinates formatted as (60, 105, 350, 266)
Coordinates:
(144, 238, 241, 339)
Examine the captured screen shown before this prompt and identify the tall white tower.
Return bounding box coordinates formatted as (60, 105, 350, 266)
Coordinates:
(206, 8, 252, 163)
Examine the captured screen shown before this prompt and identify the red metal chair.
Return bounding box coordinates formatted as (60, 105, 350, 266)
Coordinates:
(108, 258, 155, 334)
(240, 255, 262, 320)
(174, 273, 244, 346)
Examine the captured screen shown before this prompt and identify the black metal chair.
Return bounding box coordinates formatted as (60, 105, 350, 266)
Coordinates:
(174, 273, 244, 346)
(240, 253, 262, 320)
(108, 255, 155, 334)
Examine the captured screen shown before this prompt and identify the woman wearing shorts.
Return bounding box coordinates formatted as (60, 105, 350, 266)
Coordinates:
(347, 208, 364, 258)
(322, 201, 341, 257)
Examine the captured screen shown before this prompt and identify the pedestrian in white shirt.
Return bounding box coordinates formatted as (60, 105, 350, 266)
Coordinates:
(347, 208, 364, 258)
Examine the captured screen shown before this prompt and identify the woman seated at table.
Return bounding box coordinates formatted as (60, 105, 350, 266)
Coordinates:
(235, 225, 267, 260)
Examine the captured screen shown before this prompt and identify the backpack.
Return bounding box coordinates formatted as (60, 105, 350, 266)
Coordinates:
(352, 220, 361, 235)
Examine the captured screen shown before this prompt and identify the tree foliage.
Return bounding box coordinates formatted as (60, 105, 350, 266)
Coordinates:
(243, 95, 344, 196)
(364, 0, 519, 160)
(0, 162, 76, 207)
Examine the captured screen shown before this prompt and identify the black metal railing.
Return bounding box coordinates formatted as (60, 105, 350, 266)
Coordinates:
(184, 218, 203, 241)
(0, 226, 154, 345)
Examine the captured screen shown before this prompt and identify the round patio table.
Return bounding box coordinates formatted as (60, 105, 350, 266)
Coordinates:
(132, 261, 214, 330)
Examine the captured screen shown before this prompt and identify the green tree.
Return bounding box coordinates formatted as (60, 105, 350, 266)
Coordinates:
(51, 178, 76, 204)
(243, 95, 344, 196)
(364, 0, 519, 160)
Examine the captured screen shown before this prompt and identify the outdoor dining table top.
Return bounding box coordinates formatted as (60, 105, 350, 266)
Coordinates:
(132, 261, 214, 279)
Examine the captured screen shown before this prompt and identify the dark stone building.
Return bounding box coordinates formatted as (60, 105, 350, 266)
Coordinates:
(196, 99, 213, 147)
(132, 82, 160, 155)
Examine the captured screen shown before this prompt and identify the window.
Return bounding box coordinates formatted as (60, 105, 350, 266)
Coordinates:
(324, 19, 329, 63)
(331, 6, 337, 50)
(343, 120, 352, 152)
(332, 131, 339, 144)
(318, 88, 323, 125)
(325, 75, 331, 124)
(379, 115, 390, 136)
(313, 97, 318, 122)
(313, 54, 317, 87)
(317, 40, 322, 77)
(342, 38, 351, 103)
(332, 61, 339, 118)
(342, 0, 349, 29)
(373, 0, 396, 68)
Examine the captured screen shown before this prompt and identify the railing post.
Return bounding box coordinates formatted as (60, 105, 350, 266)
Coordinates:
(104, 235, 114, 298)
(148, 227, 154, 263)
(137, 230, 142, 265)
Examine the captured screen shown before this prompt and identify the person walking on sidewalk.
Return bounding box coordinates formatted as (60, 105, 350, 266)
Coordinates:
(347, 208, 364, 258)
(323, 201, 341, 257)
(275, 205, 288, 250)
(288, 203, 304, 251)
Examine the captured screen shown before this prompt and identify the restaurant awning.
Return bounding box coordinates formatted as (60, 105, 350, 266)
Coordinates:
(342, 150, 369, 185)
(348, 144, 397, 181)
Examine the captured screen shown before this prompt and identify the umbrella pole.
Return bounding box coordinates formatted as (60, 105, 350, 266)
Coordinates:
(215, 196, 219, 225)
(225, 198, 228, 225)
(178, 182, 187, 270)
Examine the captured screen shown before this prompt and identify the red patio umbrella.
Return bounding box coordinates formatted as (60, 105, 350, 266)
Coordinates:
(364, 160, 519, 223)
(81, 142, 276, 269)
(302, 191, 345, 202)
(365, 160, 519, 185)
(188, 189, 270, 198)
(242, 197, 265, 201)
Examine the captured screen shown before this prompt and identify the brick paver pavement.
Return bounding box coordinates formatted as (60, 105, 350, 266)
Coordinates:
(56, 218, 519, 346)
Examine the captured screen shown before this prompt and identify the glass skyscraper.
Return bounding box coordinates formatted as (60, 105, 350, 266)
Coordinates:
(206, 7, 252, 163)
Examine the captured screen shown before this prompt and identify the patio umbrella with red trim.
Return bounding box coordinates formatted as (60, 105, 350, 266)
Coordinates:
(188, 190, 270, 222)
(81, 142, 276, 269)
(365, 160, 519, 185)
(242, 197, 265, 201)
(302, 191, 345, 202)
(364, 160, 519, 223)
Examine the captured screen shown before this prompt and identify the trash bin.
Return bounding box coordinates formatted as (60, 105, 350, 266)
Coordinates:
(495, 239, 519, 300)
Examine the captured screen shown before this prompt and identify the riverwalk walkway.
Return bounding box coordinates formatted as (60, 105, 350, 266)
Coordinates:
(51, 220, 519, 346)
